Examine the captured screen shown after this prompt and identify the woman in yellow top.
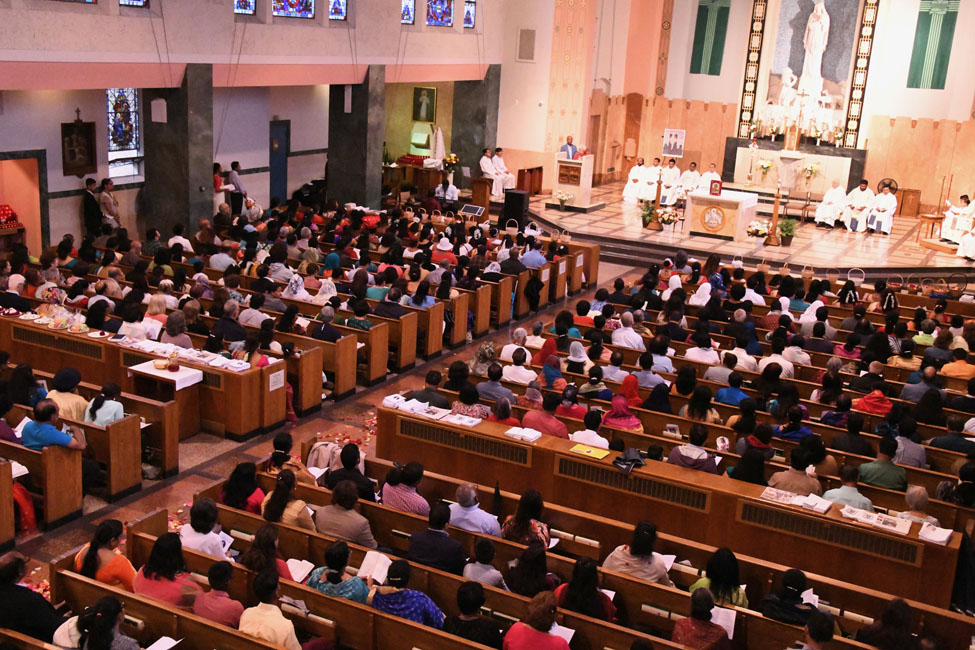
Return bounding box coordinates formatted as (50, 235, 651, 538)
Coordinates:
(688, 548, 749, 608)
(74, 519, 136, 592)
(261, 469, 315, 531)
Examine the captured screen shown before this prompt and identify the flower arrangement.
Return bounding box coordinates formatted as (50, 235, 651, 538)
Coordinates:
(555, 190, 574, 205)
(747, 220, 770, 237)
(802, 162, 819, 179)
(641, 202, 656, 228)
(657, 207, 678, 225)
(443, 153, 460, 174)
(759, 159, 772, 178)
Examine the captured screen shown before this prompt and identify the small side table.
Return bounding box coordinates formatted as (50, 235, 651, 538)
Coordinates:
(916, 213, 944, 242)
(128, 361, 203, 440)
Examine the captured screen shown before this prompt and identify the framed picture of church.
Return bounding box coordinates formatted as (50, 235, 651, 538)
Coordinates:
(412, 86, 437, 123)
(60, 120, 97, 178)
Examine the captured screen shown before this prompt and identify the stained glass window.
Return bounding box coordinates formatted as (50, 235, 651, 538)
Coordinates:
(272, 0, 315, 19)
(327, 0, 346, 20)
(426, 0, 453, 26)
(463, 0, 475, 28)
(234, 0, 256, 14)
(401, 0, 415, 24)
(106, 88, 141, 177)
(119, 0, 148, 6)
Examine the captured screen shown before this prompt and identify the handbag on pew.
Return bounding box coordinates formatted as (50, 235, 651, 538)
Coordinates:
(557, 228, 572, 243)
(612, 448, 646, 474)
(757, 257, 771, 274)
(801, 265, 814, 281)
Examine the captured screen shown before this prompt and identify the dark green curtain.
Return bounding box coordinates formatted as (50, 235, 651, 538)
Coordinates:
(907, 2, 958, 90)
(690, 0, 730, 76)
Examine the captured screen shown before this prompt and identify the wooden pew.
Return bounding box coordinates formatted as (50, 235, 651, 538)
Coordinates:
(0, 628, 64, 649)
(0, 462, 13, 550)
(376, 407, 961, 608)
(483, 276, 514, 328)
(0, 435, 81, 529)
(458, 284, 492, 338)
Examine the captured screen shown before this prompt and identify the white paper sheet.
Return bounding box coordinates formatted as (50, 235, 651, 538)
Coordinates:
(359, 551, 393, 585)
(710, 606, 736, 640)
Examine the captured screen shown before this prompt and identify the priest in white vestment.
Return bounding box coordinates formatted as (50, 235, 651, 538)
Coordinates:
(943, 195, 974, 244)
(814, 180, 849, 228)
(698, 163, 721, 193)
(677, 162, 701, 202)
(639, 158, 662, 202)
(957, 213, 975, 260)
(622, 158, 645, 204)
(479, 148, 513, 198)
(492, 148, 517, 191)
(840, 180, 874, 232)
(659, 159, 682, 205)
(866, 185, 897, 235)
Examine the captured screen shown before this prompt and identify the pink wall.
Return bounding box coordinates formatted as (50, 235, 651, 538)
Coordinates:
(623, 1, 662, 98)
(0, 159, 42, 254)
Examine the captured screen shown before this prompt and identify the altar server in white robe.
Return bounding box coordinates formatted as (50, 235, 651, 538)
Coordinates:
(622, 158, 645, 204)
(492, 148, 517, 190)
(957, 210, 975, 260)
(660, 159, 682, 205)
(698, 163, 721, 193)
(840, 179, 874, 232)
(678, 162, 701, 201)
(639, 157, 663, 202)
(479, 148, 513, 198)
(943, 195, 974, 244)
(814, 180, 849, 228)
(866, 184, 897, 235)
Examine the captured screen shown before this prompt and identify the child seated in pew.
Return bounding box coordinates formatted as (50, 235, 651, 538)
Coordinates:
(671, 588, 731, 650)
(463, 539, 508, 591)
(132, 532, 202, 610)
(74, 519, 136, 592)
(52, 595, 140, 650)
(180, 498, 233, 560)
(553, 557, 617, 623)
(193, 561, 244, 628)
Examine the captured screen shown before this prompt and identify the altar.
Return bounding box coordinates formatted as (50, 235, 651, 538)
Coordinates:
(723, 137, 867, 196)
(687, 190, 758, 242)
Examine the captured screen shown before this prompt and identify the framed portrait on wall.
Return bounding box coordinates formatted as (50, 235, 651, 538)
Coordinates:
(662, 128, 685, 158)
(412, 86, 437, 123)
(61, 120, 97, 178)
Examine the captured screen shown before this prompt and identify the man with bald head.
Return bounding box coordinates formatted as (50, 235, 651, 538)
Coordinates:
(900, 366, 946, 403)
(612, 311, 646, 351)
(447, 483, 501, 535)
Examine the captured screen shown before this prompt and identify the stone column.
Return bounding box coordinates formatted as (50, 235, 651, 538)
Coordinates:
(142, 63, 214, 236)
(327, 65, 386, 208)
(450, 64, 501, 188)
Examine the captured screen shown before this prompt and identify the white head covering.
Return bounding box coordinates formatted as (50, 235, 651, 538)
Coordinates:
(800, 299, 825, 322)
(567, 341, 588, 363)
(436, 237, 452, 251)
(661, 274, 682, 302)
(778, 297, 794, 320)
(485, 262, 502, 274)
(688, 282, 712, 306)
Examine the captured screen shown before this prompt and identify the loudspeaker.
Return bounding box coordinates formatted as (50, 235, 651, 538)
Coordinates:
(500, 190, 530, 230)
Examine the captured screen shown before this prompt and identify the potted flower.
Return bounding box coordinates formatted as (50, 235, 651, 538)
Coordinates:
(641, 202, 656, 228)
(759, 159, 772, 179)
(442, 153, 460, 184)
(657, 207, 678, 226)
(802, 162, 819, 183)
(778, 218, 797, 246)
(746, 220, 770, 237)
(555, 190, 574, 211)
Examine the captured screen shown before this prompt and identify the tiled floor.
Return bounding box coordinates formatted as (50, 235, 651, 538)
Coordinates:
(18, 262, 634, 568)
(533, 182, 970, 271)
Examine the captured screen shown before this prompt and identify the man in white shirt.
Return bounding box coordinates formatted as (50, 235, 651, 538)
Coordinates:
(179, 499, 231, 560)
(501, 349, 537, 384)
(622, 158, 645, 204)
(238, 294, 273, 327)
(167, 224, 193, 251)
(659, 159, 681, 205)
(814, 180, 848, 228)
(698, 162, 721, 192)
(866, 184, 897, 235)
(684, 334, 720, 365)
(208, 249, 236, 272)
(742, 277, 766, 306)
(239, 571, 303, 650)
(434, 179, 460, 205)
(500, 328, 530, 361)
(448, 484, 501, 535)
(677, 162, 701, 202)
(639, 158, 662, 202)
(479, 148, 514, 198)
(568, 411, 610, 449)
(723, 342, 758, 372)
(758, 338, 796, 378)
(492, 148, 517, 189)
(611, 312, 646, 351)
(840, 179, 874, 232)
(782, 335, 812, 366)
(602, 351, 631, 383)
(944, 194, 974, 244)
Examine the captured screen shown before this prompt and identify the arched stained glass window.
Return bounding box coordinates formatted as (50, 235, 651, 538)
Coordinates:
(106, 88, 142, 177)
(401, 0, 415, 24)
(463, 0, 475, 28)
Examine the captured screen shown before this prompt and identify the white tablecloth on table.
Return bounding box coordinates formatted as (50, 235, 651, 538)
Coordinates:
(127, 360, 204, 391)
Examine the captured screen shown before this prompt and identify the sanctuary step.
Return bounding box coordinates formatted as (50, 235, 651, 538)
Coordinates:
(920, 238, 959, 254)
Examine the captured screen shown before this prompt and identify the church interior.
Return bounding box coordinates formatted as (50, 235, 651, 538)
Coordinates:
(1, 1, 975, 649)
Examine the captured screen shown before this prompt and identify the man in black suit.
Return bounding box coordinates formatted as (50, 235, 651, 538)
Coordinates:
(210, 300, 246, 342)
(0, 274, 31, 312)
(607, 278, 630, 305)
(661, 311, 689, 343)
(325, 443, 376, 502)
(311, 306, 343, 342)
(82, 178, 102, 236)
(499, 247, 527, 275)
(804, 322, 836, 354)
(406, 502, 466, 575)
(849, 361, 886, 394)
(373, 288, 408, 319)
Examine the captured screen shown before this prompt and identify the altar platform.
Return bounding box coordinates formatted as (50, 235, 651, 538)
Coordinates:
(525, 181, 972, 277)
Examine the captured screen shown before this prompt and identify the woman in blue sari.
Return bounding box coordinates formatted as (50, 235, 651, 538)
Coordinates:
(307, 541, 369, 604)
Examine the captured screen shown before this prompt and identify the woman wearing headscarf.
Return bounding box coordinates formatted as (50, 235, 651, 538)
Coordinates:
(619, 375, 643, 408)
(660, 274, 682, 302)
(541, 357, 566, 390)
(481, 261, 503, 283)
(601, 396, 644, 433)
(322, 252, 341, 279)
(468, 342, 496, 376)
(563, 341, 592, 375)
(517, 382, 544, 410)
(688, 282, 712, 307)
(282, 274, 312, 302)
(532, 337, 558, 366)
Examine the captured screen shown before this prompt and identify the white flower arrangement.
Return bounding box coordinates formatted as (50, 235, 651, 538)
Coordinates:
(803, 162, 820, 179)
(555, 190, 574, 203)
(747, 220, 770, 237)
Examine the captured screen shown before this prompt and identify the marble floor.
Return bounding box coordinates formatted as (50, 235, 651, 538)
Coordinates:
(16, 261, 635, 584)
(533, 182, 971, 272)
